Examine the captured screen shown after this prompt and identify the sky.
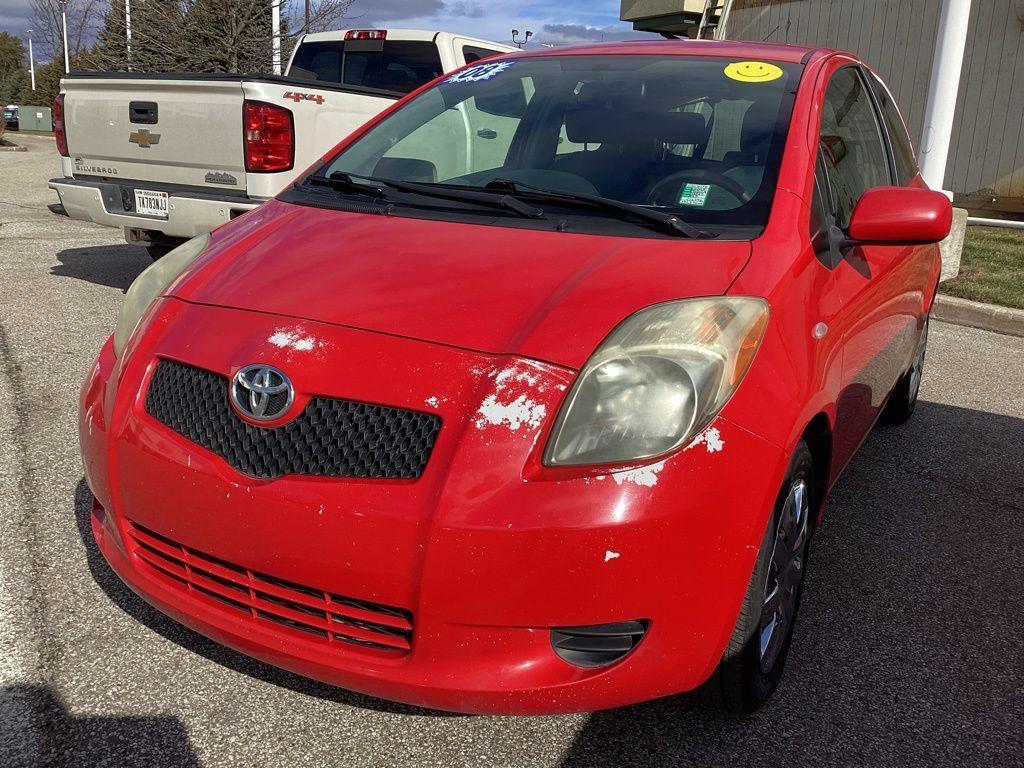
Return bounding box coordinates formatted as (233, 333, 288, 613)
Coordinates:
(0, 0, 653, 59)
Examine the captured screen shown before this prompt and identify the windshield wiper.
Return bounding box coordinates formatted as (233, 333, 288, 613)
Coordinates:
(483, 178, 712, 238)
(305, 173, 389, 198)
(313, 172, 546, 220)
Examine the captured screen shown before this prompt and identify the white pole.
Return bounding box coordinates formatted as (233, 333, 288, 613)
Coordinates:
(125, 0, 132, 69)
(918, 0, 973, 193)
(28, 34, 36, 90)
(60, 1, 70, 73)
(272, 0, 281, 75)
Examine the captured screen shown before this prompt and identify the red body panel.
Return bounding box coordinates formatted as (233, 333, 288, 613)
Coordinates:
(173, 201, 751, 370)
(79, 42, 944, 714)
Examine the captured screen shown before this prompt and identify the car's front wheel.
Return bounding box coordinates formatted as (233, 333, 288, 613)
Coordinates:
(698, 440, 814, 713)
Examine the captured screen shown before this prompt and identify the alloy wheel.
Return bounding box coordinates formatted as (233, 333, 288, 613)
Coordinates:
(758, 478, 811, 675)
(907, 320, 929, 406)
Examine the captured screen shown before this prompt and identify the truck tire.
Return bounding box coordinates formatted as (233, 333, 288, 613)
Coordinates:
(697, 440, 814, 713)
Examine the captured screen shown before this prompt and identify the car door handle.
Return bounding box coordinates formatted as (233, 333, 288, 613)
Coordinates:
(477, 129, 498, 139)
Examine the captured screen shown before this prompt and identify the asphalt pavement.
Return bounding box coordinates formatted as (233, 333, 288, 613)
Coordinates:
(1, 134, 1022, 767)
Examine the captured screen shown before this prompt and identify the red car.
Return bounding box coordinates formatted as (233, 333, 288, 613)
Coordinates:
(80, 41, 951, 715)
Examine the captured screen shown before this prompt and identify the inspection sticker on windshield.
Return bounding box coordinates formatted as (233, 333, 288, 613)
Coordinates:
(446, 60, 515, 84)
(678, 183, 711, 207)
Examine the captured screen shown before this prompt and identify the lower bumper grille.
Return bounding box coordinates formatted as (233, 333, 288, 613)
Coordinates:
(125, 520, 413, 654)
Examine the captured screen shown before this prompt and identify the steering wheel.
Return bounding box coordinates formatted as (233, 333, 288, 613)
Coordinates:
(645, 168, 751, 207)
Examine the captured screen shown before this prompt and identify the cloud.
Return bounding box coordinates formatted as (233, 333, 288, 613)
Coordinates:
(346, 0, 446, 23)
(539, 22, 650, 44)
(447, 1, 485, 18)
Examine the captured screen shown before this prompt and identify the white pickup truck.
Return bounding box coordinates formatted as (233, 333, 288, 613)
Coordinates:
(50, 29, 515, 257)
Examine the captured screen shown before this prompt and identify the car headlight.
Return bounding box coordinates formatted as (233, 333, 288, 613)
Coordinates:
(544, 297, 768, 466)
(113, 234, 210, 357)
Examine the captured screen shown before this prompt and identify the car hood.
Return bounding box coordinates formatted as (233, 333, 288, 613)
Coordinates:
(174, 200, 752, 370)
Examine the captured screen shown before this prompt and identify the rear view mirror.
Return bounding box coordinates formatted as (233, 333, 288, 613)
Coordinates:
(848, 187, 952, 245)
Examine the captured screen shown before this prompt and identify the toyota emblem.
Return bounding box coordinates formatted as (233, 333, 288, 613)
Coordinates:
(230, 364, 293, 422)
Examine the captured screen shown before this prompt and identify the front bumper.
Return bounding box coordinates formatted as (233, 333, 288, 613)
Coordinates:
(50, 177, 261, 239)
(80, 301, 789, 714)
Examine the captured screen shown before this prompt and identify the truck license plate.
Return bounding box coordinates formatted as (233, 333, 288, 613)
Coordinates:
(134, 189, 168, 218)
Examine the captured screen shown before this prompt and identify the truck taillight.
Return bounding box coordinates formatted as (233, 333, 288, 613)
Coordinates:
(345, 29, 386, 40)
(53, 94, 68, 157)
(243, 100, 294, 173)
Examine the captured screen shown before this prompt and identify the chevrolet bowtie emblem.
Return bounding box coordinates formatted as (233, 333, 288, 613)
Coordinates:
(129, 129, 160, 148)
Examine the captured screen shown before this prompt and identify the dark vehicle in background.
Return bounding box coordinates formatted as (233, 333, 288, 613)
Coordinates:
(3, 105, 16, 132)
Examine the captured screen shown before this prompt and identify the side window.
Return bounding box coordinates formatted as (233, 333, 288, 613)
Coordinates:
(463, 46, 501, 65)
(868, 73, 919, 185)
(818, 68, 891, 228)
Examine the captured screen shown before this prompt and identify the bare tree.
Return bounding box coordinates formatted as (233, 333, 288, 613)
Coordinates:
(30, 0, 105, 62)
(88, 0, 354, 74)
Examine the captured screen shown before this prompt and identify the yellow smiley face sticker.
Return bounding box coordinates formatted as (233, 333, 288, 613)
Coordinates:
(724, 61, 784, 83)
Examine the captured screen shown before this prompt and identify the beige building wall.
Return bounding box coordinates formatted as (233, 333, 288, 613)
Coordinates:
(724, 0, 1024, 215)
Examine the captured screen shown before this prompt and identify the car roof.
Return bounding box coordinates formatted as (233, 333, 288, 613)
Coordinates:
(510, 39, 840, 65)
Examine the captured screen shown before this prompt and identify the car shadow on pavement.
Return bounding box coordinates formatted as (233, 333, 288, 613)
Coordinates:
(52, 245, 150, 292)
(71, 479, 459, 719)
(0, 683, 200, 768)
(558, 400, 1024, 767)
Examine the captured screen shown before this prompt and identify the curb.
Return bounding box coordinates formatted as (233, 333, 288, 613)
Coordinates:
(934, 294, 1024, 338)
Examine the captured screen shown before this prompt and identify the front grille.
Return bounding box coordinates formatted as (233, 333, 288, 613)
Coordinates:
(125, 520, 414, 653)
(145, 359, 441, 480)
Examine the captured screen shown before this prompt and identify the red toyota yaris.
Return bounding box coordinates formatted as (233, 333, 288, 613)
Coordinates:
(80, 41, 951, 715)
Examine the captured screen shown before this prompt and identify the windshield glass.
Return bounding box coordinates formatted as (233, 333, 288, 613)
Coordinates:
(321, 55, 800, 230)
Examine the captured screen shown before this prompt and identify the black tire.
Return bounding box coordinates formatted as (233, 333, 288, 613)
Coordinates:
(883, 316, 929, 425)
(146, 243, 174, 261)
(698, 441, 814, 714)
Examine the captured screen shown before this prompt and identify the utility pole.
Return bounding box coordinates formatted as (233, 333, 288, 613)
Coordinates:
(58, 0, 70, 72)
(126, 0, 132, 70)
(272, 0, 282, 75)
(918, 0, 973, 193)
(305, 0, 311, 32)
(59, 0, 70, 73)
(26, 30, 36, 90)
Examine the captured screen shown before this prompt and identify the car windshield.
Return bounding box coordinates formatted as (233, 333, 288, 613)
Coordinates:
(320, 54, 801, 231)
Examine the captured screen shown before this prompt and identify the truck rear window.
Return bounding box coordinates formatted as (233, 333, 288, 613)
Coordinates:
(289, 40, 444, 94)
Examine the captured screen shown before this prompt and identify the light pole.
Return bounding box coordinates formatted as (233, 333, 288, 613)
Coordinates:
(126, 0, 132, 69)
(919, 0, 973, 193)
(511, 29, 532, 48)
(26, 29, 36, 90)
(59, 0, 70, 73)
(272, 0, 282, 75)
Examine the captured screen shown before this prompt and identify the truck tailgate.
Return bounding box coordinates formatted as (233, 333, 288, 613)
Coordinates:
(63, 77, 246, 191)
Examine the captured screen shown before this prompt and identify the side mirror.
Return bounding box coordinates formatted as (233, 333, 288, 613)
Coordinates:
(847, 186, 953, 245)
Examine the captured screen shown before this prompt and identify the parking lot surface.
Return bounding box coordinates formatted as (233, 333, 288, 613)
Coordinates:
(2, 135, 1022, 767)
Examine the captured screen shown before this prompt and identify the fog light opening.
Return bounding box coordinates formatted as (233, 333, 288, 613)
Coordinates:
(551, 620, 649, 668)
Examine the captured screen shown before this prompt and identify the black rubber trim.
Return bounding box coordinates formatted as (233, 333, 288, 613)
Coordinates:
(551, 620, 649, 668)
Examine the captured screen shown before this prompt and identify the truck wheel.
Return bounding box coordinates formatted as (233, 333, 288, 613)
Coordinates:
(697, 441, 814, 714)
(146, 243, 174, 260)
(883, 316, 929, 425)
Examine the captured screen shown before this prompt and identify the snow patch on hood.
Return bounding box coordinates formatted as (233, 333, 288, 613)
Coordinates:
(268, 327, 322, 353)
